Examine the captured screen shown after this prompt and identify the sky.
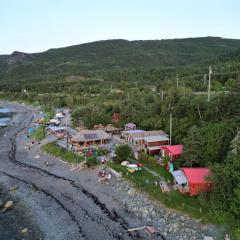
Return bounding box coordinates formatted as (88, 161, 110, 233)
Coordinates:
(0, 0, 239, 54)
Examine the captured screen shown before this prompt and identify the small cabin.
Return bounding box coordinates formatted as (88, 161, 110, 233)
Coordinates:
(172, 168, 212, 196)
(160, 145, 183, 161)
(124, 123, 136, 131)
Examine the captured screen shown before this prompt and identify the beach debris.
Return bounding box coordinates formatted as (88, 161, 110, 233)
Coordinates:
(144, 226, 158, 237)
(127, 225, 158, 237)
(98, 170, 111, 183)
(127, 226, 146, 232)
(71, 161, 87, 171)
(21, 228, 28, 234)
(2, 200, 14, 212)
(34, 154, 40, 159)
(44, 162, 55, 167)
(10, 186, 19, 192)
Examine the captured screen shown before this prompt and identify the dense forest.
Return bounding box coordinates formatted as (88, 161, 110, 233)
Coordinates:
(0, 37, 240, 238)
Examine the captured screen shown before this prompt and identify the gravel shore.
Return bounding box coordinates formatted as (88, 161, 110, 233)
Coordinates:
(0, 101, 223, 240)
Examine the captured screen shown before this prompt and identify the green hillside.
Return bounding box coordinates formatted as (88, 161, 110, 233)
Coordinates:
(1, 37, 240, 88)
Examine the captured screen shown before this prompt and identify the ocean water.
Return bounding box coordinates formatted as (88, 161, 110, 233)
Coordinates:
(0, 117, 11, 127)
(0, 107, 12, 127)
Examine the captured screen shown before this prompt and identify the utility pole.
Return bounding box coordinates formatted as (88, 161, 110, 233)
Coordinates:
(169, 112, 172, 145)
(208, 66, 213, 102)
(161, 90, 164, 101)
(203, 74, 207, 85)
(176, 74, 179, 88)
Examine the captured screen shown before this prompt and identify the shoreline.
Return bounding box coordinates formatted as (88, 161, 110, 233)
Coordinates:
(0, 101, 223, 240)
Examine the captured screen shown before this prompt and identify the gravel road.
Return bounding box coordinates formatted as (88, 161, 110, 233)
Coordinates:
(0, 102, 164, 240)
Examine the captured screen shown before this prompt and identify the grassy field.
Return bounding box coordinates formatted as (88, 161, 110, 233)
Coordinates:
(137, 153, 173, 181)
(31, 126, 46, 141)
(42, 142, 84, 164)
(108, 161, 209, 221)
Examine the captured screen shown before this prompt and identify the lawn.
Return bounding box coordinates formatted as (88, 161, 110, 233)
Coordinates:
(137, 153, 173, 181)
(42, 142, 84, 164)
(31, 126, 46, 141)
(108, 161, 209, 221)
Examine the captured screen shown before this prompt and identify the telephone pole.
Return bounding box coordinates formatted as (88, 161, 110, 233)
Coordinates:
(161, 90, 164, 101)
(208, 66, 212, 102)
(169, 112, 172, 145)
(203, 74, 207, 85)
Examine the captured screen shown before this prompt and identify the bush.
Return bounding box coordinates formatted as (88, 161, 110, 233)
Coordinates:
(115, 144, 133, 162)
(86, 156, 98, 167)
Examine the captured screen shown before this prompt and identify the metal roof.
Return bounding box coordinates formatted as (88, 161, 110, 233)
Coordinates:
(162, 145, 183, 155)
(172, 170, 188, 185)
(181, 168, 210, 184)
(144, 135, 169, 142)
(72, 129, 111, 142)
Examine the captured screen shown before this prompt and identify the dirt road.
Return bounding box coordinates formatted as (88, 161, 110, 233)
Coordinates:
(0, 103, 164, 240)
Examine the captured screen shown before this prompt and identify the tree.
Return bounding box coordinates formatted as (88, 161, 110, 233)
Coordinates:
(201, 122, 233, 164)
(115, 144, 133, 162)
(210, 132, 240, 228)
(182, 126, 204, 166)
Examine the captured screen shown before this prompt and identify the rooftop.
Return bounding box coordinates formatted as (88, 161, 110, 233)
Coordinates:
(172, 170, 188, 185)
(72, 129, 111, 142)
(162, 145, 183, 155)
(181, 168, 211, 184)
(144, 135, 169, 142)
(126, 130, 167, 138)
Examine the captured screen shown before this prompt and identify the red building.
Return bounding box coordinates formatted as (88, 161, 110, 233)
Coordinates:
(112, 113, 121, 123)
(144, 135, 169, 155)
(160, 145, 183, 161)
(181, 168, 212, 196)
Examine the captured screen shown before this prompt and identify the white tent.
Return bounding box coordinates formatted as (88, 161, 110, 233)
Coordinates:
(172, 170, 188, 185)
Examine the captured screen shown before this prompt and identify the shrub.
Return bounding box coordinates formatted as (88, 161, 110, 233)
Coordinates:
(115, 144, 133, 162)
(86, 156, 98, 167)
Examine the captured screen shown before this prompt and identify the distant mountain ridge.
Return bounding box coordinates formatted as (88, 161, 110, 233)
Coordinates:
(0, 37, 240, 84)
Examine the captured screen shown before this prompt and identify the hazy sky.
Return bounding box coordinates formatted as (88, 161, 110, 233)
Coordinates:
(0, 0, 239, 54)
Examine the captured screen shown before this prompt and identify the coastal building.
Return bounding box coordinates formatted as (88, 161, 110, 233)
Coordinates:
(172, 168, 212, 196)
(124, 123, 136, 131)
(144, 135, 169, 155)
(93, 124, 122, 135)
(160, 145, 183, 161)
(70, 129, 111, 148)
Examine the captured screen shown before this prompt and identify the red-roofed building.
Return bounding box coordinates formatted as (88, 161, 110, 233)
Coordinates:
(180, 168, 212, 196)
(160, 145, 183, 161)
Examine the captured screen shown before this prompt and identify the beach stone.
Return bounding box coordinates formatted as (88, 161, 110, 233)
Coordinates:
(21, 228, 28, 234)
(127, 188, 136, 196)
(204, 237, 214, 240)
(110, 177, 219, 240)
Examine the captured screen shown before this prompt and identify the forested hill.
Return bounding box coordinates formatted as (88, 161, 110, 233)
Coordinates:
(1, 37, 240, 84)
